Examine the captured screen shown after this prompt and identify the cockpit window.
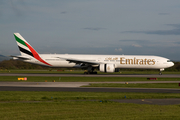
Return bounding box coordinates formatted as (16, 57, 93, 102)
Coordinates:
(167, 60, 171, 62)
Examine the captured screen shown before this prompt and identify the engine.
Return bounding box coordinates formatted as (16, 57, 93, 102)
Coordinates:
(99, 64, 119, 73)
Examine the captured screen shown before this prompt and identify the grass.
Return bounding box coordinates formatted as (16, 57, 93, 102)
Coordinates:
(0, 102, 180, 120)
(0, 69, 180, 74)
(0, 76, 180, 82)
(84, 83, 180, 89)
(0, 91, 180, 120)
(0, 69, 84, 74)
(0, 91, 180, 101)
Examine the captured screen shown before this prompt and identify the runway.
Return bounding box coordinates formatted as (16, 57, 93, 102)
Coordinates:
(0, 82, 179, 93)
(1, 74, 180, 105)
(0, 73, 180, 93)
(1, 73, 180, 78)
(1, 81, 180, 87)
(0, 86, 180, 93)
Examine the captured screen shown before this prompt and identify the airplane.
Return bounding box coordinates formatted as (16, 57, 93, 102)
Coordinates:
(11, 33, 174, 75)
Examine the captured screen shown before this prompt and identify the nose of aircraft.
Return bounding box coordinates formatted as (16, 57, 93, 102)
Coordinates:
(170, 62, 174, 67)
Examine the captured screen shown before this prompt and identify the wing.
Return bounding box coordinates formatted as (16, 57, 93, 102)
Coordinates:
(56, 57, 101, 65)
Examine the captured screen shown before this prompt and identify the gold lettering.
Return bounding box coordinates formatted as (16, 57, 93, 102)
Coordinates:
(105, 57, 119, 60)
(126, 59, 133, 64)
(152, 59, 155, 65)
(136, 59, 139, 65)
(144, 59, 147, 65)
(118, 57, 155, 65)
(139, 59, 144, 65)
(134, 57, 136, 64)
(113, 57, 118, 60)
(120, 57, 125, 64)
(147, 59, 152, 65)
(107, 66, 110, 70)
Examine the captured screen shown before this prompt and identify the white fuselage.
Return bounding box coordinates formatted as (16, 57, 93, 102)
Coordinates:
(22, 54, 174, 70)
(12, 33, 174, 73)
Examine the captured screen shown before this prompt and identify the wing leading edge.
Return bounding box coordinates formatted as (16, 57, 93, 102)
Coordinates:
(56, 57, 101, 65)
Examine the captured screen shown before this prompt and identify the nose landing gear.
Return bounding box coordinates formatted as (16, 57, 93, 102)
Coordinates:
(159, 68, 164, 75)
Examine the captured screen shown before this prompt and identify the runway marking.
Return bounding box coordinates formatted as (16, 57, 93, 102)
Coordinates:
(142, 100, 152, 103)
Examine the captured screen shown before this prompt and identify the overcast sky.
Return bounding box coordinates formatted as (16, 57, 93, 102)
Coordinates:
(1, 0, 180, 61)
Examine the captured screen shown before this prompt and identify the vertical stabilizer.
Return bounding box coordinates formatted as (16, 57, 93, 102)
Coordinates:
(14, 33, 38, 57)
(14, 33, 52, 66)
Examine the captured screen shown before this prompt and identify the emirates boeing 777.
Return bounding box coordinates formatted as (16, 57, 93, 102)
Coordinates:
(11, 33, 174, 75)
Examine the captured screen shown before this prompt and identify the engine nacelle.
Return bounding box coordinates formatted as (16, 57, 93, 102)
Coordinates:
(99, 64, 116, 73)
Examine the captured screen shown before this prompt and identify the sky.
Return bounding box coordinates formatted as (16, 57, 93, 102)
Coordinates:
(1, 0, 180, 61)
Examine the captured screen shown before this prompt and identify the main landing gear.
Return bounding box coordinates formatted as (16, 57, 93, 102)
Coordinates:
(84, 67, 97, 74)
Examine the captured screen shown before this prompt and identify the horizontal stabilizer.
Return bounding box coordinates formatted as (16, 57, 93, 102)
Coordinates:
(10, 55, 32, 60)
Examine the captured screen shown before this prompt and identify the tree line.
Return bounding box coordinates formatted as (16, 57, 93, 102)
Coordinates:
(0, 59, 47, 69)
(0, 59, 180, 71)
